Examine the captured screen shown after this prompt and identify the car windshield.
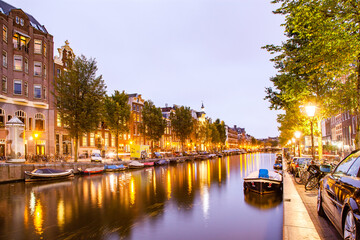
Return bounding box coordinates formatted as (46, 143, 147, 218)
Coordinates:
(92, 153, 101, 157)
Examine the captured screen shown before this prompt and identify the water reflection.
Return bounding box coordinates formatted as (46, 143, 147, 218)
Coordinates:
(0, 153, 282, 240)
(244, 191, 283, 210)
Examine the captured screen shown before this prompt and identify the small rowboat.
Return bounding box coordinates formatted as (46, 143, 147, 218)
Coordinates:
(25, 168, 74, 182)
(143, 162, 154, 167)
(243, 169, 282, 194)
(154, 159, 169, 165)
(81, 167, 104, 175)
(104, 164, 128, 172)
(129, 161, 144, 169)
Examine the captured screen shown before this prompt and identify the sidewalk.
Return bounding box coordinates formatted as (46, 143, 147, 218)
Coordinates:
(283, 170, 320, 240)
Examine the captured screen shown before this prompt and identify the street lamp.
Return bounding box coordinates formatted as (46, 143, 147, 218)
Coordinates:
(305, 105, 316, 160)
(294, 131, 301, 157)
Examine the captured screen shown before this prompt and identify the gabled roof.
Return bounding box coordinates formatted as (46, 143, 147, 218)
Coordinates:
(0, 0, 48, 34)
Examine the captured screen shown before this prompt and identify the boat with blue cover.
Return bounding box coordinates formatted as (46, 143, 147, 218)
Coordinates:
(104, 164, 128, 172)
(243, 169, 282, 194)
(25, 168, 74, 182)
(154, 159, 169, 165)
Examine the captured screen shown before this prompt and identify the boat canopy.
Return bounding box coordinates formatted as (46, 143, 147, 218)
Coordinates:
(259, 169, 269, 178)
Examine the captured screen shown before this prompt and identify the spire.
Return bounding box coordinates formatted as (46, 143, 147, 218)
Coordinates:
(201, 101, 205, 112)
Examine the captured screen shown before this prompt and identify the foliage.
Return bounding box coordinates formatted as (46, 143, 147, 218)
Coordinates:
(54, 55, 106, 162)
(103, 90, 131, 159)
(140, 101, 166, 152)
(170, 106, 194, 151)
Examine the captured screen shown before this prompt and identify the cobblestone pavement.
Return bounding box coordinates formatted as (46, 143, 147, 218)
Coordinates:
(292, 177, 342, 240)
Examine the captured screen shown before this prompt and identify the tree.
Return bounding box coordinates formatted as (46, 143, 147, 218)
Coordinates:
(214, 119, 226, 149)
(170, 106, 194, 152)
(103, 90, 131, 160)
(54, 55, 106, 162)
(140, 101, 166, 154)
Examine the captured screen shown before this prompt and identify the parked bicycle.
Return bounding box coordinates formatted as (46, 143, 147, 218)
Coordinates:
(304, 164, 332, 190)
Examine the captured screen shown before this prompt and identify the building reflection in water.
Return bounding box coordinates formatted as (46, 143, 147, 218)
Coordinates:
(0, 153, 282, 240)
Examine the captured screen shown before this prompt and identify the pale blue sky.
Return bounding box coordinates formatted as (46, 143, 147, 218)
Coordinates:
(8, 0, 285, 138)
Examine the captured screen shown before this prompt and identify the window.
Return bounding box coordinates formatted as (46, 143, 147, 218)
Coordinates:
(24, 81, 28, 97)
(13, 34, 19, 49)
(2, 51, 6, 67)
(35, 113, 44, 131)
(20, 18, 24, 26)
(57, 113, 61, 127)
(13, 80, 22, 95)
(111, 135, 115, 147)
(34, 62, 41, 76)
(0, 108, 5, 128)
(28, 118, 32, 130)
(333, 151, 360, 177)
(2, 76, 7, 93)
(2, 25, 7, 42)
(43, 65, 46, 79)
(56, 69, 61, 78)
(105, 132, 109, 146)
(24, 58, 28, 73)
(34, 39, 42, 54)
(347, 158, 360, 177)
(15, 16, 19, 24)
(43, 43, 46, 57)
(82, 134, 88, 146)
(15, 110, 26, 127)
(14, 55, 22, 71)
(43, 87, 46, 99)
(90, 133, 95, 146)
(34, 85, 41, 99)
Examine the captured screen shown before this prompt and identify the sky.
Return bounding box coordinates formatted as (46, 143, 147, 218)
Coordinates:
(7, 0, 285, 139)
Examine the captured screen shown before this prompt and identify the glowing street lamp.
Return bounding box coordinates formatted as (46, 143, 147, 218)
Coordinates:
(305, 104, 316, 160)
(294, 131, 301, 157)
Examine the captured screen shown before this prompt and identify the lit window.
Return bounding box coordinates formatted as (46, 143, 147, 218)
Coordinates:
(24, 58, 28, 73)
(90, 133, 95, 146)
(13, 34, 19, 49)
(83, 134, 88, 146)
(0, 108, 5, 127)
(105, 132, 109, 146)
(14, 80, 22, 95)
(2, 51, 6, 67)
(2, 25, 7, 42)
(2, 76, 7, 93)
(111, 135, 115, 147)
(34, 61, 41, 76)
(57, 113, 61, 127)
(34, 85, 41, 99)
(34, 39, 42, 54)
(14, 55, 22, 71)
(20, 36, 26, 48)
(43, 43, 46, 57)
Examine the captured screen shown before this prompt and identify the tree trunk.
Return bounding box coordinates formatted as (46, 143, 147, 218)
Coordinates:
(317, 118, 323, 160)
(115, 132, 119, 160)
(356, 54, 360, 149)
(74, 136, 78, 162)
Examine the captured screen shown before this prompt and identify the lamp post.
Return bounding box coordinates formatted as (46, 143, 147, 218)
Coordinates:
(295, 131, 301, 157)
(305, 105, 316, 160)
(292, 138, 296, 156)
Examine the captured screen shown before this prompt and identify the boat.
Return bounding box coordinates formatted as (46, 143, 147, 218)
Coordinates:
(104, 164, 127, 172)
(154, 159, 168, 165)
(24, 168, 74, 182)
(273, 159, 282, 170)
(243, 169, 282, 194)
(208, 154, 217, 158)
(129, 160, 144, 169)
(80, 167, 104, 175)
(143, 161, 154, 167)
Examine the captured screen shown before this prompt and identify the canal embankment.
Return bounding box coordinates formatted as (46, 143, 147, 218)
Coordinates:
(283, 164, 320, 240)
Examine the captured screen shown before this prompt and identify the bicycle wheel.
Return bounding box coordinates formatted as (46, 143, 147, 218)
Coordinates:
(301, 171, 310, 184)
(294, 169, 302, 184)
(305, 176, 318, 191)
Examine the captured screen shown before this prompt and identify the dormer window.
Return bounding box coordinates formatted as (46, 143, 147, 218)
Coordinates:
(15, 16, 19, 24)
(20, 19, 24, 26)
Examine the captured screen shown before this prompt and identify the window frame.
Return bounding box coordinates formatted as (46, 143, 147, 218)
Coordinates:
(34, 84, 42, 99)
(34, 61, 42, 76)
(2, 25, 7, 43)
(34, 39, 42, 54)
(2, 50, 7, 68)
(13, 79, 22, 95)
(2, 76, 7, 93)
(13, 55, 23, 71)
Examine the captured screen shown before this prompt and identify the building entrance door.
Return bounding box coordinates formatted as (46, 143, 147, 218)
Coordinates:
(36, 145, 45, 155)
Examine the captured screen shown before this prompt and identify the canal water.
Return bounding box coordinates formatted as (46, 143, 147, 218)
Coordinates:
(0, 153, 283, 240)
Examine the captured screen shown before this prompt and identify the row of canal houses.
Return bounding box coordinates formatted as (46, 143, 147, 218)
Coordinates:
(0, 0, 252, 158)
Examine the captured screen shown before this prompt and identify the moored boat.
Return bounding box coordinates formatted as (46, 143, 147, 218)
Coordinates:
(104, 164, 127, 172)
(143, 161, 154, 167)
(81, 167, 104, 175)
(243, 169, 282, 194)
(25, 168, 74, 182)
(129, 160, 144, 169)
(154, 159, 169, 165)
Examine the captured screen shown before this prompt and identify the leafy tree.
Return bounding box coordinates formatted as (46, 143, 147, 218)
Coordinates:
(103, 90, 131, 159)
(170, 106, 194, 152)
(140, 101, 166, 154)
(214, 119, 226, 149)
(54, 55, 106, 162)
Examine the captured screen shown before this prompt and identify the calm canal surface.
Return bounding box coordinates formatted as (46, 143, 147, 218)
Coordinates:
(0, 153, 283, 240)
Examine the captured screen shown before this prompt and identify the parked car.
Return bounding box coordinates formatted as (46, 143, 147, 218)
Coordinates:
(318, 149, 360, 239)
(91, 150, 102, 162)
(289, 157, 312, 174)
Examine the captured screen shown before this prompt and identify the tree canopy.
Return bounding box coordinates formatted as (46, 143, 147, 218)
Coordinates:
(170, 106, 194, 152)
